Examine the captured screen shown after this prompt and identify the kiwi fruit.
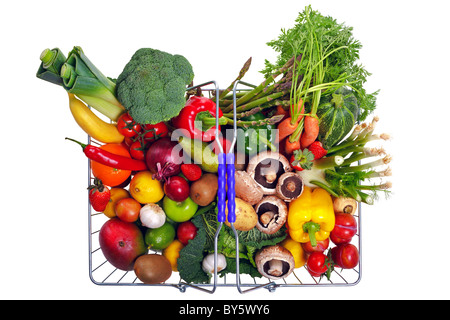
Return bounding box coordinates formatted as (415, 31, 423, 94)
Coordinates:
(189, 173, 218, 206)
(133, 254, 172, 284)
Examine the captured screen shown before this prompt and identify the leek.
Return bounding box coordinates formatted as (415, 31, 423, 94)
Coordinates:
(60, 46, 124, 121)
(36, 46, 124, 122)
(36, 48, 66, 86)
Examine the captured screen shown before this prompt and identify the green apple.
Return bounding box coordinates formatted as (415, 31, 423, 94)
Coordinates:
(162, 195, 198, 222)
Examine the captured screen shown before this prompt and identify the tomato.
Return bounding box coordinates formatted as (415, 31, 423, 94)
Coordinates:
(330, 212, 357, 245)
(177, 221, 198, 246)
(91, 144, 132, 187)
(142, 122, 168, 141)
(117, 113, 141, 138)
(129, 140, 146, 161)
(331, 244, 359, 269)
(301, 238, 330, 254)
(306, 252, 330, 277)
(114, 197, 141, 223)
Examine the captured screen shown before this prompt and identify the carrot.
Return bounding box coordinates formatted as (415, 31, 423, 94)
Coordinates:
(276, 117, 298, 143)
(276, 100, 306, 143)
(285, 137, 301, 155)
(275, 105, 289, 121)
(300, 116, 319, 148)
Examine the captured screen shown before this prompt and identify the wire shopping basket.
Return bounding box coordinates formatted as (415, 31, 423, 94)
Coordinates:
(87, 81, 362, 293)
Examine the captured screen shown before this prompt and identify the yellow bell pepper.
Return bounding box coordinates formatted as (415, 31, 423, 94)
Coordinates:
(280, 237, 307, 269)
(163, 240, 184, 271)
(287, 186, 335, 247)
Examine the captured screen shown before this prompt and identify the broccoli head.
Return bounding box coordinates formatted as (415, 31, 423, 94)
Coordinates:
(115, 48, 194, 124)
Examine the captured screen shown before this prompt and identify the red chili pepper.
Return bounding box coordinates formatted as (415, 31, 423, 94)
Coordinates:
(171, 96, 222, 142)
(66, 138, 148, 171)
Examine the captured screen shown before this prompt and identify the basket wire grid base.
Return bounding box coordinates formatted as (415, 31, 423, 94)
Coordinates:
(88, 198, 362, 293)
(87, 82, 362, 294)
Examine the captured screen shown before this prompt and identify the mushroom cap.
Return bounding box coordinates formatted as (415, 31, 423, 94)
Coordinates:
(276, 172, 304, 202)
(255, 196, 288, 234)
(255, 245, 295, 280)
(246, 151, 292, 195)
(234, 170, 264, 205)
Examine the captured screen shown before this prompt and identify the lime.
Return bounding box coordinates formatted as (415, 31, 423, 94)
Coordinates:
(145, 222, 176, 250)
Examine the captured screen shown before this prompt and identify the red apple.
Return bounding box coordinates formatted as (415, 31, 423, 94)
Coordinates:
(164, 176, 190, 202)
(99, 218, 147, 271)
(177, 221, 198, 245)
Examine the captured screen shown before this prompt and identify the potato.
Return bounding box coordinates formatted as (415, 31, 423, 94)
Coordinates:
(225, 198, 258, 231)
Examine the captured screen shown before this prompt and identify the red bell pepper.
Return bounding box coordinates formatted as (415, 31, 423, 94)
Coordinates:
(172, 96, 222, 142)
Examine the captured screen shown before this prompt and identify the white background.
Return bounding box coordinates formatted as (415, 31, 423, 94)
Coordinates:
(1, 0, 449, 300)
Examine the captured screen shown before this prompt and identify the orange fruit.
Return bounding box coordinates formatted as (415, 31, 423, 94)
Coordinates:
(91, 143, 132, 187)
(102, 188, 130, 218)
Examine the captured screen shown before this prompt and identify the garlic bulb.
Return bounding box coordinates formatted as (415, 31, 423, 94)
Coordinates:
(202, 253, 227, 274)
(139, 203, 166, 229)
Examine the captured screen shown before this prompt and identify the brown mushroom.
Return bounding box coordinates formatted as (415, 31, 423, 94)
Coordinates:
(234, 151, 247, 171)
(333, 197, 358, 215)
(255, 196, 288, 234)
(255, 245, 295, 280)
(234, 170, 264, 205)
(276, 172, 304, 202)
(246, 151, 292, 195)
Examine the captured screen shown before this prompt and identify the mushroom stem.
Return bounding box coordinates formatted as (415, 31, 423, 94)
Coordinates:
(267, 259, 284, 277)
(264, 171, 278, 184)
(260, 211, 275, 226)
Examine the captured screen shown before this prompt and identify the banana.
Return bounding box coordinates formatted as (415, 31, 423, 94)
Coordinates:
(68, 93, 125, 144)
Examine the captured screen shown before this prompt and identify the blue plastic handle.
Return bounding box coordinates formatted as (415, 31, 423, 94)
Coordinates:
(217, 153, 226, 223)
(226, 153, 236, 223)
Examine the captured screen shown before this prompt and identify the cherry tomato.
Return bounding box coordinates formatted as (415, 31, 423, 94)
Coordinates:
(177, 221, 198, 246)
(306, 252, 330, 277)
(117, 113, 141, 138)
(129, 140, 146, 161)
(331, 244, 359, 269)
(301, 238, 330, 254)
(114, 197, 141, 223)
(330, 212, 357, 245)
(142, 122, 168, 141)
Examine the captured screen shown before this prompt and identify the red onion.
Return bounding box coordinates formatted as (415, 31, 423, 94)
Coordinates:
(145, 137, 183, 181)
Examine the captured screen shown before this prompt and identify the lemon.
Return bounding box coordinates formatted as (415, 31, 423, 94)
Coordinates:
(129, 171, 164, 204)
(145, 222, 176, 250)
(102, 188, 130, 218)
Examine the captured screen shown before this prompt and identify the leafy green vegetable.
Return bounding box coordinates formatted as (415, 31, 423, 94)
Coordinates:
(115, 48, 194, 124)
(177, 214, 210, 284)
(232, 225, 287, 250)
(177, 204, 286, 284)
(261, 5, 378, 121)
